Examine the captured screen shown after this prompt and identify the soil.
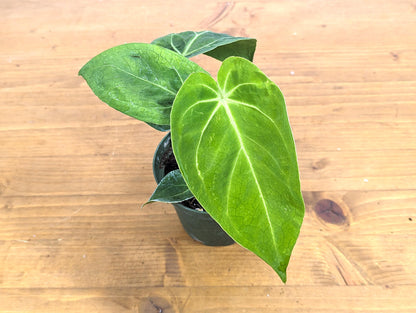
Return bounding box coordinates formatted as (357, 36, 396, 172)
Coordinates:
(160, 140, 205, 211)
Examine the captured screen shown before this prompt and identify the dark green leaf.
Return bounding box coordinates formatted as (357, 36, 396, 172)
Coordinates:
(152, 31, 257, 61)
(145, 169, 193, 205)
(79, 43, 206, 127)
(145, 122, 170, 132)
(170, 57, 304, 282)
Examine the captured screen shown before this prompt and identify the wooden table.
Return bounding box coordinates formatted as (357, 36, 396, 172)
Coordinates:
(1, 1, 415, 312)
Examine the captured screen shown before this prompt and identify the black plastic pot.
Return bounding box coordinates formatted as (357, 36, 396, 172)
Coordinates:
(152, 133, 234, 246)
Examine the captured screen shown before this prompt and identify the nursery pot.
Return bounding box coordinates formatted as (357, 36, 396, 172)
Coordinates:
(152, 133, 234, 246)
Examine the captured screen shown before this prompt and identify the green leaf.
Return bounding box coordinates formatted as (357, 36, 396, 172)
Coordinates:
(145, 122, 170, 132)
(79, 43, 206, 127)
(170, 57, 304, 282)
(145, 169, 193, 205)
(152, 31, 257, 61)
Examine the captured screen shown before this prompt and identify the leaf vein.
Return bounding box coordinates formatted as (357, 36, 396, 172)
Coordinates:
(194, 102, 222, 178)
(170, 36, 182, 54)
(186, 36, 228, 57)
(228, 100, 289, 152)
(223, 103, 278, 250)
(172, 66, 184, 84)
(225, 83, 258, 97)
(182, 31, 208, 56)
(181, 98, 220, 117)
(226, 148, 243, 214)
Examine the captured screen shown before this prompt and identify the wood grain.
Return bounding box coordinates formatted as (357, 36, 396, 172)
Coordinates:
(1, 0, 415, 312)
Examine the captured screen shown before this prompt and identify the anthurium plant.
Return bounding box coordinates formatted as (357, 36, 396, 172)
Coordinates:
(79, 31, 304, 282)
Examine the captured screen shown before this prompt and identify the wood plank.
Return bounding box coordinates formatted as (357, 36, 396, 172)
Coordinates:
(1, 140, 415, 193)
(0, 286, 415, 313)
(1, 191, 415, 288)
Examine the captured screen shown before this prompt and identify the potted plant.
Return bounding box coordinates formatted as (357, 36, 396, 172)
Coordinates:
(79, 31, 305, 283)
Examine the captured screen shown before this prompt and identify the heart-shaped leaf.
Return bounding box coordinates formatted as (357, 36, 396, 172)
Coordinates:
(145, 169, 193, 205)
(152, 31, 257, 61)
(79, 43, 206, 128)
(170, 57, 304, 282)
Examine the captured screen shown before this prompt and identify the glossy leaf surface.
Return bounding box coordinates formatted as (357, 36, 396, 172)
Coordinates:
(152, 31, 257, 61)
(146, 169, 193, 205)
(171, 57, 304, 282)
(79, 43, 206, 127)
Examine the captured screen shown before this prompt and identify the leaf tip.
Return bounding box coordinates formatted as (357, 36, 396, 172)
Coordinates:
(267, 260, 288, 283)
(78, 64, 87, 78)
(141, 201, 152, 208)
(279, 271, 287, 284)
(272, 257, 290, 283)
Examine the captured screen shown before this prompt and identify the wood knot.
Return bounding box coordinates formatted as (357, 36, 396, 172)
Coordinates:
(140, 296, 174, 313)
(311, 158, 329, 170)
(2, 202, 13, 212)
(314, 199, 348, 226)
(0, 182, 7, 195)
(390, 51, 399, 61)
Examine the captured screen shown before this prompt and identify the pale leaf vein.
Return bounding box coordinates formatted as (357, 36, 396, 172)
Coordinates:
(223, 103, 277, 250)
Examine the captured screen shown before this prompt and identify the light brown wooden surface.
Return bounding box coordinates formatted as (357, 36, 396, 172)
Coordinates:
(1, 0, 415, 312)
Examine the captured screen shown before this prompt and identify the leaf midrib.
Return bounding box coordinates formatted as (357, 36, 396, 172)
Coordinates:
(190, 83, 277, 250)
(182, 31, 207, 56)
(222, 102, 277, 247)
(187, 81, 279, 251)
